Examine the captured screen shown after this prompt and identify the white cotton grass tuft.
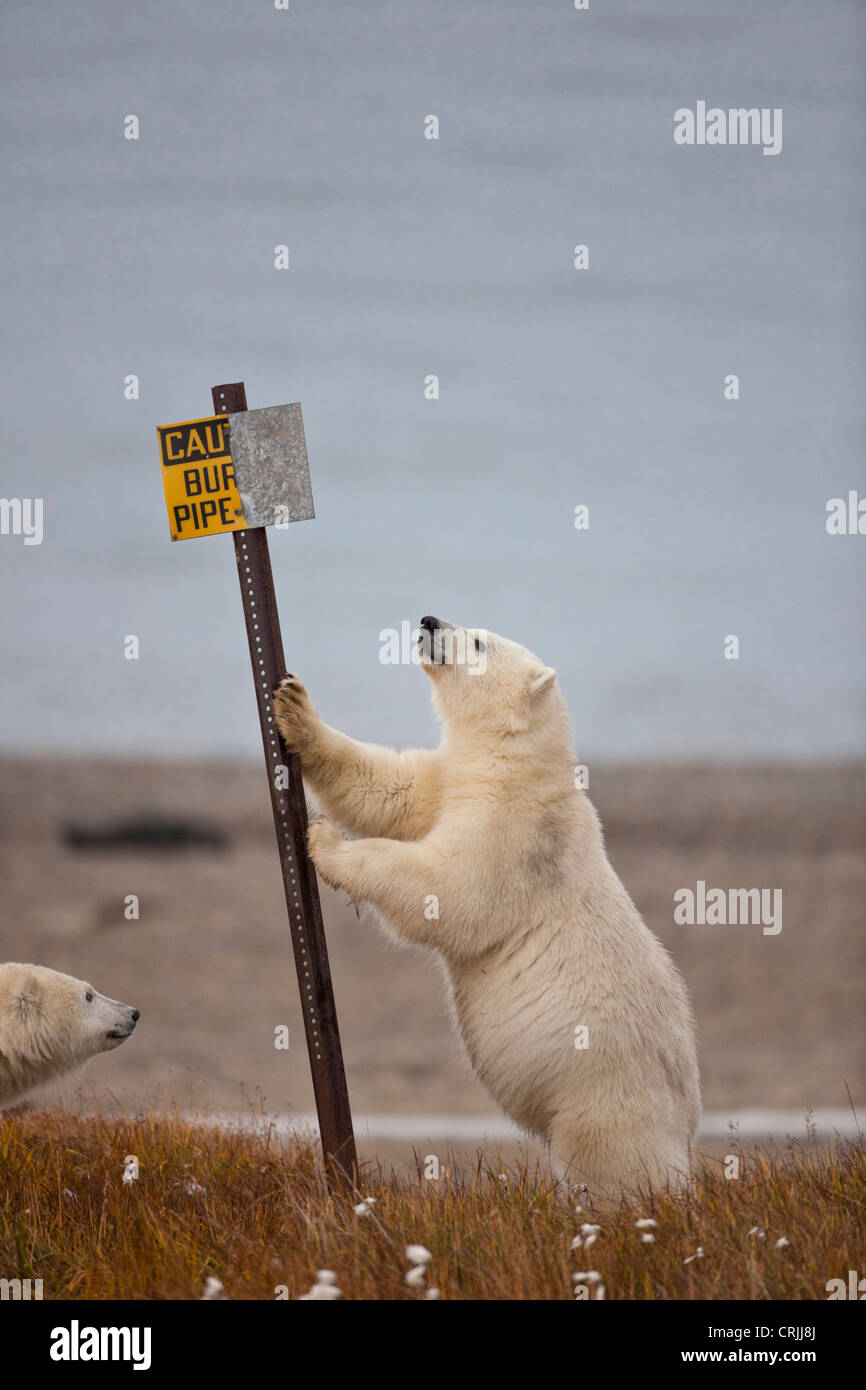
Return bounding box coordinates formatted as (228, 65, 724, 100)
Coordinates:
(573, 1223, 601, 1252)
(684, 1246, 705, 1265)
(184, 1177, 206, 1197)
(635, 1218, 657, 1230)
(353, 1196, 377, 1216)
(640, 1233, 656, 1244)
(404, 1243, 435, 1293)
(200, 1277, 229, 1301)
(775, 1237, 790, 1250)
(299, 1283, 342, 1301)
(298, 1271, 343, 1300)
(748, 1226, 766, 1240)
(122, 1155, 139, 1185)
(405, 1244, 432, 1266)
(572, 1271, 602, 1284)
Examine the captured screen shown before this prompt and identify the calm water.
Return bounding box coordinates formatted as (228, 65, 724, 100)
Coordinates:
(1, 0, 863, 759)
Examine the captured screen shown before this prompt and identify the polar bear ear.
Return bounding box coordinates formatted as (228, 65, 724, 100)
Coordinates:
(528, 665, 556, 697)
(15, 976, 41, 1016)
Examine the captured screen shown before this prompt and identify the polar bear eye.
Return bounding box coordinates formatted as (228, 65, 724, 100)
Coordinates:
(85, 990, 93, 1003)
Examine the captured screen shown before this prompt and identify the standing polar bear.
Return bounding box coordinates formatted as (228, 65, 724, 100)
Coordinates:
(0, 964, 139, 1109)
(274, 617, 700, 1200)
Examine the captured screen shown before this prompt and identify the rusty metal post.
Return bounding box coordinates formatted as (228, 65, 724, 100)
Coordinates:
(211, 381, 357, 1191)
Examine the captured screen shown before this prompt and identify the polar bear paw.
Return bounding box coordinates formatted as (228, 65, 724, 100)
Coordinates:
(307, 816, 345, 886)
(273, 674, 320, 751)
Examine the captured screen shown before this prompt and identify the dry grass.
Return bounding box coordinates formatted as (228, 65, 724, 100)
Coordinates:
(0, 1113, 862, 1300)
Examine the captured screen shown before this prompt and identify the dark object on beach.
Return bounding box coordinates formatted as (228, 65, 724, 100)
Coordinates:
(62, 815, 229, 853)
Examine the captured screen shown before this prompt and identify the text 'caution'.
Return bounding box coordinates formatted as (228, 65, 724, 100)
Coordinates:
(157, 415, 248, 541)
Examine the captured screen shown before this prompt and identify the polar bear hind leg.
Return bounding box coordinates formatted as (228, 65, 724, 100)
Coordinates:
(550, 1115, 692, 1206)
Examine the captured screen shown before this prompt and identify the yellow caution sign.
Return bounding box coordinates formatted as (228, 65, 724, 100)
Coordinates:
(156, 415, 249, 541)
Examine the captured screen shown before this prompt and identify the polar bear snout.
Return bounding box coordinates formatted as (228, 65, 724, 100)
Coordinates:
(93, 987, 140, 1050)
(103, 1004, 140, 1047)
(418, 614, 465, 669)
(418, 614, 447, 665)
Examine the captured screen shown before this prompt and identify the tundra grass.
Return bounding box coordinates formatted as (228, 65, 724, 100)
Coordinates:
(0, 1113, 862, 1300)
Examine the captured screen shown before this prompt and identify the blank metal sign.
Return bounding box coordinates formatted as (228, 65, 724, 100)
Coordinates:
(227, 403, 315, 529)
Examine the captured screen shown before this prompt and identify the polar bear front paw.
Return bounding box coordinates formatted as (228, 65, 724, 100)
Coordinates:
(307, 815, 345, 887)
(273, 674, 321, 752)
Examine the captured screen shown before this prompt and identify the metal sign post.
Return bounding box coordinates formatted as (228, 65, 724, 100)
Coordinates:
(157, 381, 357, 1191)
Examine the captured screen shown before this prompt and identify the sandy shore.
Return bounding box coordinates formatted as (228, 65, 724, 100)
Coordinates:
(1, 757, 862, 1161)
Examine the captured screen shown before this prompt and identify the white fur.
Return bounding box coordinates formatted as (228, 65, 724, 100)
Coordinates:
(274, 621, 701, 1201)
(0, 963, 139, 1109)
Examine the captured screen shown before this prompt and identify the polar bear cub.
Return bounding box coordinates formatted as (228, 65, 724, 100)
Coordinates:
(274, 617, 700, 1200)
(0, 963, 139, 1109)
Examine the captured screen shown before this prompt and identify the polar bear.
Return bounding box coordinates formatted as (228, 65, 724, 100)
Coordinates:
(274, 617, 700, 1200)
(0, 964, 139, 1110)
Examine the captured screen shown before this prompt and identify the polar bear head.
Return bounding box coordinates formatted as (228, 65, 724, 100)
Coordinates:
(0, 963, 139, 1108)
(417, 615, 564, 742)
